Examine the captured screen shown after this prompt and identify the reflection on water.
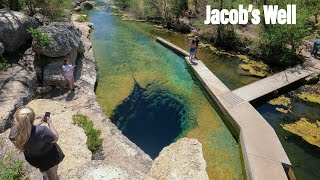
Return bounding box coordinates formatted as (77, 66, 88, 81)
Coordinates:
(256, 92, 320, 180)
(90, 3, 244, 179)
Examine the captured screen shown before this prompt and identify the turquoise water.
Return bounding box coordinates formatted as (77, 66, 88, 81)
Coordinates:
(90, 2, 244, 179)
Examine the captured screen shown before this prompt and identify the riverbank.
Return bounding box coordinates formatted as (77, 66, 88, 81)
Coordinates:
(0, 10, 210, 179)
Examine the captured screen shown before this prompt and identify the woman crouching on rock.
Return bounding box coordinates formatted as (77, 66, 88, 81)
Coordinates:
(9, 107, 64, 180)
(62, 58, 76, 91)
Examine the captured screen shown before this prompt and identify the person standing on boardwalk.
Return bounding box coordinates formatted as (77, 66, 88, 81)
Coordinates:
(189, 39, 197, 61)
(62, 59, 76, 91)
(311, 39, 320, 57)
(9, 107, 64, 180)
(192, 36, 200, 58)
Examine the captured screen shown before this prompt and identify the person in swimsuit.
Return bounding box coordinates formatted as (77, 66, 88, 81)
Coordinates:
(62, 59, 76, 91)
(9, 107, 64, 180)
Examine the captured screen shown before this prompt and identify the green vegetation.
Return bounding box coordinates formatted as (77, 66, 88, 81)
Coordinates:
(113, 0, 320, 68)
(0, 56, 9, 70)
(77, 15, 89, 22)
(0, 0, 72, 20)
(297, 92, 320, 104)
(268, 95, 292, 113)
(0, 150, 25, 180)
(72, 114, 103, 153)
(27, 27, 52, 47)
(283, 118, 320, 147)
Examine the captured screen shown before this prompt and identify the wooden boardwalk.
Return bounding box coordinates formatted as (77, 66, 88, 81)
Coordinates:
(156, 37, 293, 180)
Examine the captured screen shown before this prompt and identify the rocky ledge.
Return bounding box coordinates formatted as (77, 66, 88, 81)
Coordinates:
(0, 13, 209, 179)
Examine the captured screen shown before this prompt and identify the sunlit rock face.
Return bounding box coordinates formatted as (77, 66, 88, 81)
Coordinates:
(0, 9, 39, 52)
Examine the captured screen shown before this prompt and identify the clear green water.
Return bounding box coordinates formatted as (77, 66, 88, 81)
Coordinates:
(90, 2, 244, 179)
(256, 90, 320, 180)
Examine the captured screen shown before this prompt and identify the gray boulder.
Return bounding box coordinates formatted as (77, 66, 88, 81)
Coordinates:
(0, 10, 39, 52)
(72, 0, 81, 7)
(0, 49, 37, 133)
(149, 138, 209, 180)
(33, 13, 44, 25)
(81, 1, 95, 10)
(0, 42, 4, 56)
(32, 22, 81, 57)
(42, 49, 78, 86)
(74, 6, 81, 12)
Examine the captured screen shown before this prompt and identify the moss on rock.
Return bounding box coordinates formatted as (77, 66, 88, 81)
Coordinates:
(297, 92, 320, 105)
(268, 95, 291, 107)
(282, 118, 320, 148)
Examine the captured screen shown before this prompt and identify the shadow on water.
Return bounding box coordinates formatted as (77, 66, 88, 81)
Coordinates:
(110, 81, 185, 159)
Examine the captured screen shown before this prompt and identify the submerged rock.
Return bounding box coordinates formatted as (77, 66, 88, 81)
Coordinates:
(0, 10, 39, 52)
(149, 138, 209, 180)
(32, 22, 81, 57)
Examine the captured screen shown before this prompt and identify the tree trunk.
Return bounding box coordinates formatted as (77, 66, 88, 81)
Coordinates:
(315, 14, 318, 24)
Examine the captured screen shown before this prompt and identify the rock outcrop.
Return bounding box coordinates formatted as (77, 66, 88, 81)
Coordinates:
(81, 1, 95, 10)
(78, 161, 154, 179)
(0, 10, 39, 52)
(32, 22, 81, 57)
(149, 138, 209, 180)
(0, 48, 37, 133)
(42, 49, 78, 86)
(0, 42, 4, 56)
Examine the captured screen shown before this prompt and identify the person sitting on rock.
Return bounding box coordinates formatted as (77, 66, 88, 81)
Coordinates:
(311, 39, 320, 57)
(9, 107, 64, 180)
(62, 59, 76, 91)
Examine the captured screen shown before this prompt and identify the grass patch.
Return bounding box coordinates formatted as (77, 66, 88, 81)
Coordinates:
(0, 152, 26, 180)
(77, 15, 89, 22)
(72, 114, 103, 153)
(0, 56, 9, 70)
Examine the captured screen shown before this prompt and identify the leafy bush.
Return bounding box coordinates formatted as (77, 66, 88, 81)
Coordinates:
(0, 152, 25, 180)
(27, 27, 52, 47)
(0, 56, 9, 70)
(73, 114, 103, 153)
(77, 15, 89, 22)
(26, 0, 72, 20)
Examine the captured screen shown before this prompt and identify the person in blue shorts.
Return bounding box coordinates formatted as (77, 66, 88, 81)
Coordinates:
(311, 39, 320, 57)
(189, 40, 197, 61)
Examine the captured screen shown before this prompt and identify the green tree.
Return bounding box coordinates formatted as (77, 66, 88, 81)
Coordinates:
(171, 0, 188, 20)
(114, 0, 131, 10)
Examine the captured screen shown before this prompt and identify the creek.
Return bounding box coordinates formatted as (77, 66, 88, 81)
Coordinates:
(90, 1, 247, 179)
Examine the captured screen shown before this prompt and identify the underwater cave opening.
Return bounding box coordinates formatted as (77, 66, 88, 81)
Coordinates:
(110, 81, 185, 159)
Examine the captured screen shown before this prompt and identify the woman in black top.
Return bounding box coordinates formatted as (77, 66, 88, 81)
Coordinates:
(9, 107, 64, 180)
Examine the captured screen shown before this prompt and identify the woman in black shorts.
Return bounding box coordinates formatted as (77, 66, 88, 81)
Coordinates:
(9, 107, 64, 180)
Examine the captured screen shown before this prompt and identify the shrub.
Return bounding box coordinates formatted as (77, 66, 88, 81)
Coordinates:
(0, 152, 25, 180)
(27, 27, 52, 47)
(72, 114, 103, 153)
(77, 15, 89, 22)
(0, 56, 9, 70)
